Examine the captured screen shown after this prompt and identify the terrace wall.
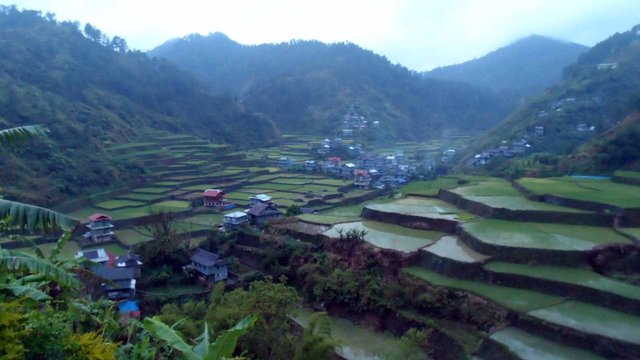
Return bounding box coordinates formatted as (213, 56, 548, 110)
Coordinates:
(514, 313, 640, 359)
(439, 189, 613, 226)
(458, 229, 588, 267)
(361, 207, 459, 233)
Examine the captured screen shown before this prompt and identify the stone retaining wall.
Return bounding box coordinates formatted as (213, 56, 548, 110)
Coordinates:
(361, 207, 459, 233)
(515, 313, 640, 359)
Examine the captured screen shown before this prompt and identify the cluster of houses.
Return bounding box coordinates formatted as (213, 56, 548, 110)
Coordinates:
(199, 190, 284, 230)
(314, 137, 365, 156)
(296, 151, 425, 189)
(341, 107, 379, 138)
(76, 212, 231, 305)
(469, 139, 531, 167)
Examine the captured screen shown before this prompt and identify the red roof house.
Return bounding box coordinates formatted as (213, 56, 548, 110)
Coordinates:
(203, 189, 225, 207)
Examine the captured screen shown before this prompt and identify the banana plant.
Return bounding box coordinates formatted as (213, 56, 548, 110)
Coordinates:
(144, 314, 257, 360)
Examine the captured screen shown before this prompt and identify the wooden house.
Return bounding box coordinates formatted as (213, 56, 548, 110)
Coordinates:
(189, 248, 228, 283)
(203, 189, 225, 207)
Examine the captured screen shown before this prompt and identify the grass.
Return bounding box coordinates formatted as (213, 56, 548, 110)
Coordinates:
(253, 183, 301, 191)
(401, 177, 463, 196)
(490, 327, 605, 360)
(614, 170, 640, 180)
(95, 199, 146, 210)
(298, 214, 362, 225)
(462, 220, 631, 251)
(181, 213, 225, 226)
(19, 240, 81, 260)
(453, 180, 521, 197)
(464, 195, 588, 212)
(148, 200, 191, 212)
(114, 229, 153, 245)
(270, 178, 311, 185)
(619, 228, 640, 240)
(485, 261, 640, 300)
(117, 193, 167, 202)
(182, 184, 219, 191)
(311, 178, 351, 186)
(323, 221, 442, 253)
(133, 187, 172, 194)
(517, 177, 640, 209)
(528, 301, 640, 344)
(404, 267, 564, 312)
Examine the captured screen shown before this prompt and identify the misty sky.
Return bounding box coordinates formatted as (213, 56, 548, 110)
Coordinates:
(6, 0, 640, 71)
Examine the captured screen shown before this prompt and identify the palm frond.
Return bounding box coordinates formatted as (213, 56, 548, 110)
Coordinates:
(0, 249, 81, 289)
(0, 125, 49, 145)
(0, 199, 77, 232)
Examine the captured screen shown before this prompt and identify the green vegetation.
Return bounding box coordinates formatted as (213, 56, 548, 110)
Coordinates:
(404, 267, 564, 312)
(528, 301, 640, 344)
(490, 327, 605, 360)
(464, 195, 587, 212)
(114, 228, 153, 245)
(401, 177, 464, 196)
(133, 187, 172, 194)
(293, 308, 422, 359)
(94, 199, 146, 210)
(517, 177, 640, 208)
(463, 220, 631, 251)
(117, 193, 167, 201)
(486, 262, 640, 300)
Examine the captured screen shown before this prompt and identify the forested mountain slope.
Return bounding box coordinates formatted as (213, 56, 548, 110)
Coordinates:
(462, 25, 640, 174)
(150, 33, 513, 139)
(425, 35, 588, 102)
(0, 7, 279, 206)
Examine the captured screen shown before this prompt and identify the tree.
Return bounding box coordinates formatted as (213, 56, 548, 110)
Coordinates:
(0, 125, 76, 232)
(294, 312, 338, 360)
(285, 204, 302, 216)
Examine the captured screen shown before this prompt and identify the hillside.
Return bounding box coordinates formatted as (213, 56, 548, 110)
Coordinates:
(149, 33, 513, 139)
(425, 35, 588, 102)
(0, 8, 279, 206)
(461, 25, 640, 175)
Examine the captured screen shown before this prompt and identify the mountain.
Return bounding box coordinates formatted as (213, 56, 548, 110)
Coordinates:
(461, 25, 640, 175)
(149, 33, 513, 140)
(0, 7, 279, 205)
(425, 35, 588, 102)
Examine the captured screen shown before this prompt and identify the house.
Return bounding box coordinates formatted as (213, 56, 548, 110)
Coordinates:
(83, 213, 114, 243)
(189, 248, 228, 283)
(247, 203, 282, 225)
(317, 145, 331, 155)
(340, 163, 356, 178)
(596, 63, 618, 70)
(342, 128, 354, 137)
(304, 160, 320, 172)
(203, 189, 225, 207)
(353, 170, 371, 189)
(369, 169, 381, 180)
(75, 248, 109, 264)
(535, 126, 544, 136)
(224, 211, 249, 229)
(373, 120, 380, 127)
(278, 157, 293, 168)
(116, 253, 143, 278)
(249, 194, 272, 206)
(95, 265, 138, 299)
(576, 123, 595, 132)
(323, 157, 342, 176)
(116, 253, 143, 269)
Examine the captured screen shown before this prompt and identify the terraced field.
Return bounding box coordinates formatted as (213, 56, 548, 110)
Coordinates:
(365, 196, 476, 221)
(516, 176, 640, 209)
(462, 220, 630, 251)
(323, 221, 442, 252)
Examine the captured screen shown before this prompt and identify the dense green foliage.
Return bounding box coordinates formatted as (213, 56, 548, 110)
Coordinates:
(150, 33, 513, 139)
(0, 7, 279, 206)
(426, 35, 588, 102)
(463, 24, 640, 175)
